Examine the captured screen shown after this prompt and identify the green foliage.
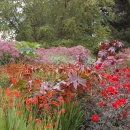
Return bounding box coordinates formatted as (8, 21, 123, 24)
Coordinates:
(0, 73, 10, 88)
(0, 0, 115, 52)
(57, 101, 84, 130)
(1, 108, 27, 130)
(0, 53, 11, 66)
(49, 54, 76, 65)
(13, 41, 40, 57)
(107, 0, 130, 47)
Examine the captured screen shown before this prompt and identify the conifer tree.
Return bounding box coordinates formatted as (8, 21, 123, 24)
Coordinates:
(0, 0, 115, 52)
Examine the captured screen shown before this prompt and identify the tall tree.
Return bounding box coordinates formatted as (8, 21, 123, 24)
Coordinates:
(0, 0, 115, 52)
(107, 0, 130, 47)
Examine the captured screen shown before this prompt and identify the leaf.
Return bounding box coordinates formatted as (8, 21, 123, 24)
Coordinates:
(113, 40, 124, 47)
(108, 47, 115, 53)
(104, 40, 110, 45)
(98, 50, 108, 57)
(67, 71, 86, 89)
(13, 80, 27, 90)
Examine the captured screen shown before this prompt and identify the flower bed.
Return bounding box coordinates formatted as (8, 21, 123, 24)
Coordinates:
(0, 40, 129, 130)
(0, 60, 129, 130)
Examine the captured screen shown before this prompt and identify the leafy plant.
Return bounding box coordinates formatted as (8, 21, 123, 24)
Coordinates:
(0, 72, 10, 88)
(0, 41, 20, 65)
(57, 101, 84, 130)
(49, 54, 76, 64)
(13, 41, 40, 57)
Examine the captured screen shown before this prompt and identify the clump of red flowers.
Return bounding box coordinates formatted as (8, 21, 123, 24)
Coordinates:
(91, 114, 99, 122)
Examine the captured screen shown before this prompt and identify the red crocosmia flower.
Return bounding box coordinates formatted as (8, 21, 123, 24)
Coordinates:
(107, 86, 117, 94)
(123, 83, 128, 88)
(11, 77, 17, 86)
(3, 104, 8, 109)
(119, 98, 126, 104)
(86, 83, 89, 88)
(112, 102, 118, 108)
(127, 83, 130, 87)
(122, 68, 127, 72)
(100, 80, 105, 85)
(98, 101, 105, 107)
(16, 111, 21, 115)
(114, 81, 120, 88)
(39, 104, 43, 108)
(115, 99, 121, 106)
(101, 89, 109, 98)
(35, 78, 42, 84)
(98, 63, 102, 67)
(31, 97, 38, 104)
(46, 123, 51, 128)
(121, 112, 127, 117)
(51, 101, 59, 107)
(58, 96, 64, 103)
(36, 118, 41, 123)
(17, 103, 22, 108)
(61, 108, 65, 113)
(112, 98, 125, 108)
(5, 88, 12, 96)
(92, 114, 99, 122)
(94, 65, 101, 69)
(34, 85, 40, 90)
(119, 112, 128, 119)
(128, 87, 130, 92)
(115, 69, 119, 72)
(13, 90, 20, 98)
(53, 122, 57, 126)
(87, 69, 91, 73)
(24, 98, 30, 106)
(126, 74, 130, 77)
(106, 74, 112, 80)
(112, 76, 118, 81)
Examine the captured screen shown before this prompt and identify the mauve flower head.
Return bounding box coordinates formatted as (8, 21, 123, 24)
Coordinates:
(36, 46, 90, 64)
(0, 41, 19, 57)
(0, 41, 20, 59)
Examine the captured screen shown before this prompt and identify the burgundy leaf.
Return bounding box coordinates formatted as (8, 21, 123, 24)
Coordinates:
(98, 50, 108, 57)
(108, 47, 116, 53)
(67, 72, 86, 89)
(113, 41, 124, 47)
(104, 40, 110, 45)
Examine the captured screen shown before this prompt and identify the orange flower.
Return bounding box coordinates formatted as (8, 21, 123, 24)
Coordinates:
(51, 101, 59, 107)
(16, 111, 21, 115)
(34, 85, 40, 90)
(61, 108, 65, 113)
(17, 103, 22, 108)
(31, 97, 38, 104)
(3, 104, 8, 109)
(11, 77, 17, 86)
(47, 90, 53, 98)
(39, 103, 43, 108)
(53, 122, 57, 126)
(5, 88, 11, 96)
(36, 118, 41, 123)
(58, 96, 64, 103)
(35, 78, 42, 83)
(46, 123, 51, 128)
(13, 90, 20, 98)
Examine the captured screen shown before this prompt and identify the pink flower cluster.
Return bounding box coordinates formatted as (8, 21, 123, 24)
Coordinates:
(36, 46, 90, 64)
(0, 41, 20, 60)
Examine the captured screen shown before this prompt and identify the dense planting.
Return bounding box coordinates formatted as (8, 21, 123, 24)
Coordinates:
(0, 40, 130, 130)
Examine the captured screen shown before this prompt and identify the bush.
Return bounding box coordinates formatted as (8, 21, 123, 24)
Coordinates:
(0, 41, 20, 65)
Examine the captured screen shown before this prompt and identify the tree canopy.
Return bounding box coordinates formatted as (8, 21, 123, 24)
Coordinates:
(1, 0, 129, 52)
(108, 0, 130, 47)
